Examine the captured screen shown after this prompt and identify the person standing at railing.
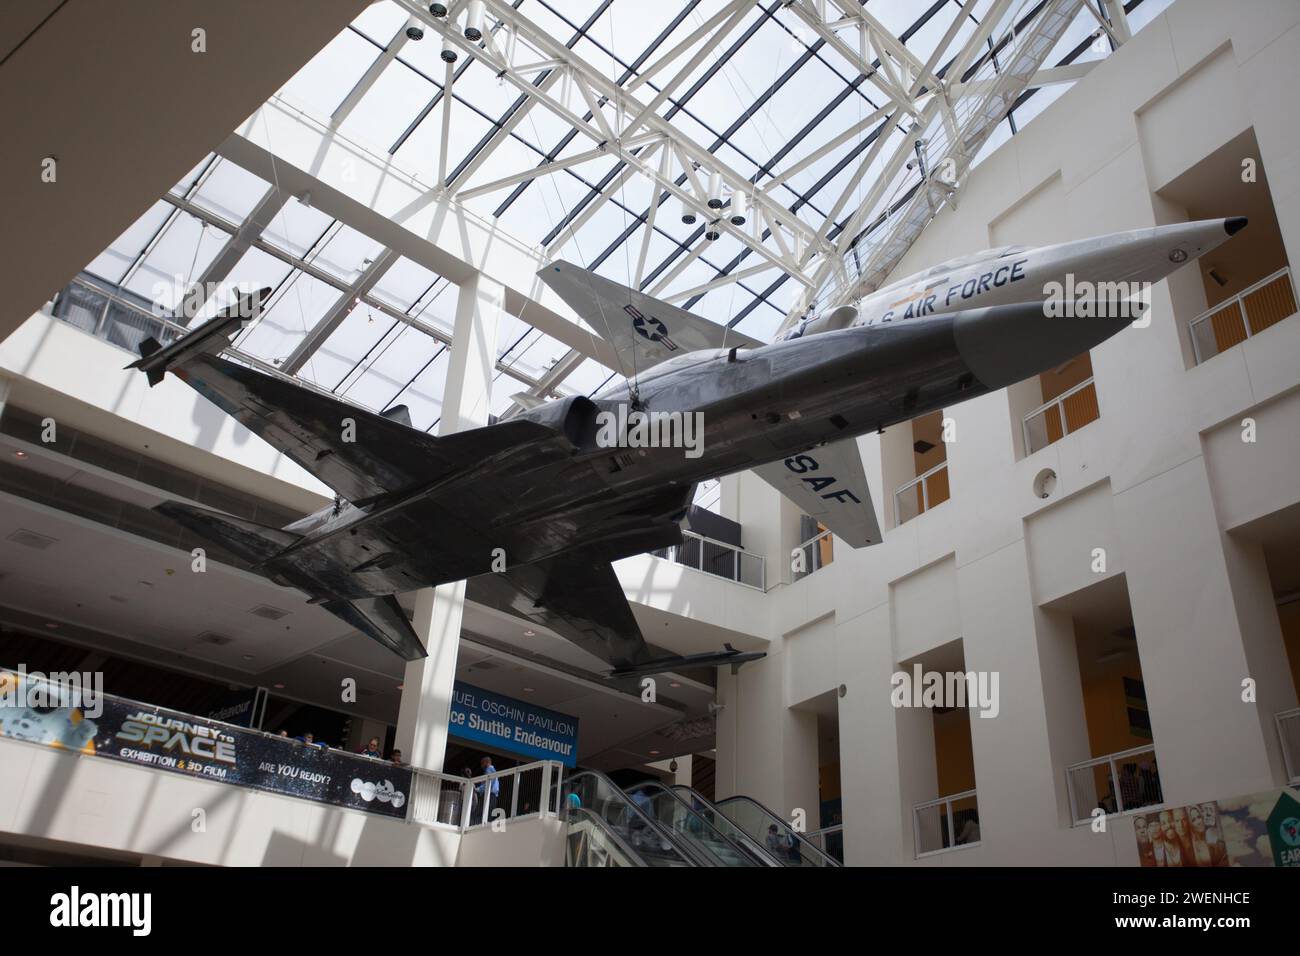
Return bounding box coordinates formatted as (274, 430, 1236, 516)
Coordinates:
(474, 755, 499, 821)
(359, 737, 381, 758)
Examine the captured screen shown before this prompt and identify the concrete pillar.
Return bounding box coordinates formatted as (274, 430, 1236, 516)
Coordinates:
(958, 544, 1075, 863)
(394, 273, 503, 771)
(1115, 458, 1284, 802)
(715, 648, 819, 828)
(836, 604, 908, 865)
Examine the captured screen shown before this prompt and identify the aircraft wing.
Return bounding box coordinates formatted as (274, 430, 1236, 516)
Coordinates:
(754, 438, 883, 548)
(538, 260, 763, 375)
(131, 317, 555, 503)
(468, 549, 653, 672)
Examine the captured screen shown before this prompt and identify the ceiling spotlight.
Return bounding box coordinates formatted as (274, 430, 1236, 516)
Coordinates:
(464, 0, 485, 41)
(680, 201, 697, 226)
(13, 450, 26, 459)
(729, 190, 747, 226)
(649, 749, 660, 755)
(707, 170, 723, 210)
(705, 224, 720, 241)
(523, 629, 536, 637)
(441, 38, 458, 63)
(273, 682, 285, 689)
(429, 2, 448, 16)
(405, 18, 425, 41)
(523, 687, 535, 693)
(45, 622, 59, 629)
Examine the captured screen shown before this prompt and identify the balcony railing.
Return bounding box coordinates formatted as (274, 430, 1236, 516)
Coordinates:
(913, 789, 980, 857)
(1189, 267, 1296, 365)
(0, 667, 564, 832)
(806, 823, 844, 864)
(894, 460, 950, 526)
(1277, 707, 1300, 785)
(1066, 744, 1163, 825)
(1023, 376, 1099, 455)
(793, 527, 833, 582)
(409, 759, 564, 830)
(653, 529, 765, 591)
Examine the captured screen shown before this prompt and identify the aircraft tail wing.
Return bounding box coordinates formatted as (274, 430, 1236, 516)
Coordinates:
(538, 260, 762, 375)
(468, 533, 763, 678)
(754, 438, 883, 549)
(319, 595, 425, 662)
(468, 549, 652, 672)
(154, 500, 303, 566)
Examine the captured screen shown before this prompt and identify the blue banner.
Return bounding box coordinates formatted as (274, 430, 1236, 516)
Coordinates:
(449, 681, 579, 767)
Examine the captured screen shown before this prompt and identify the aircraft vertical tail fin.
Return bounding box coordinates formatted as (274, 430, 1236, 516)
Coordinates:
(538, 261, 762, 374)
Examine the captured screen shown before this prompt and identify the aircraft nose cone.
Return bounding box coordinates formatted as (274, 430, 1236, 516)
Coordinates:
(1224, 216, 1248, 236)
(952, 301, 1135, 390)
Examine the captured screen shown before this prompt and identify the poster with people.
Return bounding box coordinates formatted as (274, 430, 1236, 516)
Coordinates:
(1134, 787, 1300, 867)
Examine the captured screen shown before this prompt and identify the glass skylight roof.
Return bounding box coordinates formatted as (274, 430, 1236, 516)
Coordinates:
(67, 0, 1176, 442)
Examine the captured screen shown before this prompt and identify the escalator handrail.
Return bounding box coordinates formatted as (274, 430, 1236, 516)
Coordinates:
(677, 787, 842, 867)
(625, 781, 771, 867)
(563, 769, 696, 866)
(567, 807, 646, 867)
(666, 785, 787, 867)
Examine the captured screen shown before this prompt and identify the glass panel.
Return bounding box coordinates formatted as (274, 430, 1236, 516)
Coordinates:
(307, 224, 386, 285)
(1062, 381, 1099, 434)
(261, 197, 334, 258)
(563, 773, 693, 867)
(896, 483, 921, 525)
(713, 794, 836, 866)
(84, 201, 172, 285)
(191, 159, 272, 224)
(279, 28, 382, 117)
(625, 783, 757, 866)
(1244, 272, 1298, 335)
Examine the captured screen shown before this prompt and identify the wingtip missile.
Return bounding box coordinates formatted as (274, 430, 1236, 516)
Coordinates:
(125, 287, 270, 385)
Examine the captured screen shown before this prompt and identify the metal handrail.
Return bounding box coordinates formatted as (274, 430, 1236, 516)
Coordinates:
(710, 792, 841, 866)
(1275, 706, 1300, 785)
(1065, 744, 1162, 824)
(1189, 266, 1295, 364)
(410, 758, 564, 830)
(792, 527, 834, 581)
(894, 459, 949, 523)
(655, 528, 766, 591)
(913, 788, 980, 857)
(1022, 375, 1096, 454)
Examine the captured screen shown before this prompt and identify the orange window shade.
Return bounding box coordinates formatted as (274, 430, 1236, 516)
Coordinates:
(1042, 402, 1064, 445)
(1062, 381, 1099, 434)
(1244, 273, 1298, 335)
(926, 465, 950, 509)
(1209, 300, 1248, 352)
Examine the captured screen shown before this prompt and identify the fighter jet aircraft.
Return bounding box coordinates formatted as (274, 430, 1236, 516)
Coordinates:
(127, 216, 1245, 676)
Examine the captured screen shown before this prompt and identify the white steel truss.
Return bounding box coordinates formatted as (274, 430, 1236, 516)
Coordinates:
(75, 0, 1138, 418)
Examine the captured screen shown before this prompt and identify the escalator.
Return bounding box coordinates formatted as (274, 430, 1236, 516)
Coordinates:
(563, 770, 694, 866)
(673, 787, 841, 867)
(566, 808, 644, 867)
(622, 780, 769, 866)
